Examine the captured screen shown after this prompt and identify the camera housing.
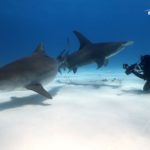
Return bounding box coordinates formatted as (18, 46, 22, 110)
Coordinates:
(123, 63, 137, 75)
(123, 64, 129, 69)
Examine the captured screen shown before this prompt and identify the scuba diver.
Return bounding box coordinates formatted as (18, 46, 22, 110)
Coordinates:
(123, 55, 150, 92)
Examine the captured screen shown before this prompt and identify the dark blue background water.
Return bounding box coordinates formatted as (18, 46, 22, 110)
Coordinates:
(0, 0, 150, 70)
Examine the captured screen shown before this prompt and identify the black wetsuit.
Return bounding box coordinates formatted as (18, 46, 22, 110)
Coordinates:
(132, 55, 150, 91)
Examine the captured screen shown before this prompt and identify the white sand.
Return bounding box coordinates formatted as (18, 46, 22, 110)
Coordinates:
(0, 71, 150, 150)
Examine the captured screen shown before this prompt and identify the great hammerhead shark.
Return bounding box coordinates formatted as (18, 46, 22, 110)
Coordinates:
(61, 31, 134, 73)
(0, 43, 59, 99)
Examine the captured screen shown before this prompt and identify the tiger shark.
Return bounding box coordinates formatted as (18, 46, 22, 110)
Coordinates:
(0, 43, 59, 99)
(61, 31, 134, 73)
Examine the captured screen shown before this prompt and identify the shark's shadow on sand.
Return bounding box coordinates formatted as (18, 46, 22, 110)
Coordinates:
(0, 86, 62, 111)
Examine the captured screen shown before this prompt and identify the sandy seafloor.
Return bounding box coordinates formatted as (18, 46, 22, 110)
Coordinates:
(0, 69, 150, 150)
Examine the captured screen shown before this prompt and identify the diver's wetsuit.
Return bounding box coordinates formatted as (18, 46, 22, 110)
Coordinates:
(132, 70, 150, 91)
(132, 55, 150, 92)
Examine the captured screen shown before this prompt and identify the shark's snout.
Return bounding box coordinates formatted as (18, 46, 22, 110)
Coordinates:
(122, 41, 134, 47)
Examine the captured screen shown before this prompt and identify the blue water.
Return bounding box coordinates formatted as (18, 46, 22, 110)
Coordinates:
(0, 0, 150, 70)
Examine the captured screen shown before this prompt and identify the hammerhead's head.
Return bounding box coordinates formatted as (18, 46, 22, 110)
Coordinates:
(0, 43, 59, 99)
(62, 31, 134, 73)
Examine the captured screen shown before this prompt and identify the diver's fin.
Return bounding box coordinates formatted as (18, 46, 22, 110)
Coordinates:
(72, 67, 77, 74)
(26, 83, 52, 99)
(143, 81, 150, 92)
(73, 31, 92, 49)
(95, 58, 105, 69)
(33, 42, 45, 55)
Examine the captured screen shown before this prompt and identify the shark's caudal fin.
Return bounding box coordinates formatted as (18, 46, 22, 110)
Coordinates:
(57, 49, 66, 61)
(73, 31, 92, 49)
(57, 49, 70, 73)
(33, 42, 46, 55)
(57, 36, 71, 63)
(57, 49, 69, 66)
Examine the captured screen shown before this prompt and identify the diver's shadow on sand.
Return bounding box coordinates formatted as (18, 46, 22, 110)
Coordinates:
(0, 86, 63, 111)
(121, 89, 150, 95)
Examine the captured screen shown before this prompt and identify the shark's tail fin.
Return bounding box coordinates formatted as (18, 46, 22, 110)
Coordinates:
(57, 37, 71, 73)
(57, 49, 66, 62)
(57, 36, 70, 63)
(57, 49, 69, 73)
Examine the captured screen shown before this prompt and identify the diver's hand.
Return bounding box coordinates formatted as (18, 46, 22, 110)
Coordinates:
(125, 64, 137, 75)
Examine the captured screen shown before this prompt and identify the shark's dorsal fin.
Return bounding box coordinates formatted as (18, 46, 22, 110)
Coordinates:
(73, 31, 92, 49)
(33, 42, 45, 55)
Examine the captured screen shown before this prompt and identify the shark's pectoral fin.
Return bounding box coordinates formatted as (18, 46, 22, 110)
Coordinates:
(72, 67, 77, 74)
(95, 58, 105, 69)
(104, 59, 109, 66)
(26, 83, 52, 99)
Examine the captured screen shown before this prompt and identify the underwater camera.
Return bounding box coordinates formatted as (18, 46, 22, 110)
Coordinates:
(123, 63, 143, 75)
